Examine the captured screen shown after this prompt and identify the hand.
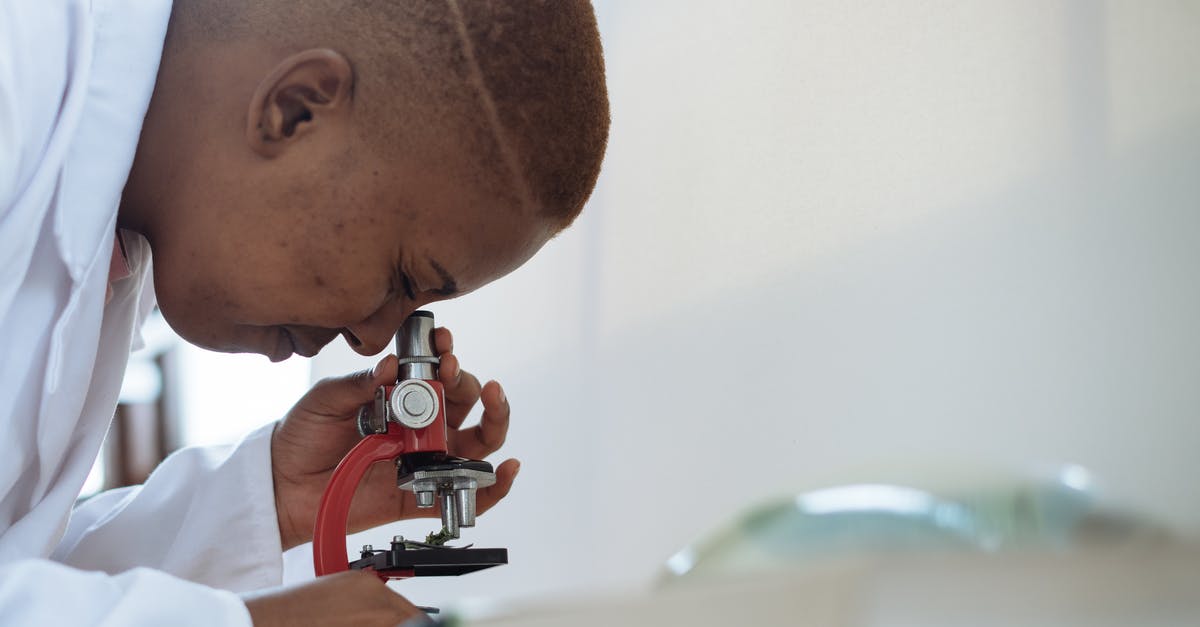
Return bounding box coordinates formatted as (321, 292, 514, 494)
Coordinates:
(270, 327, 519, 550)
(243, 571, 425, 627)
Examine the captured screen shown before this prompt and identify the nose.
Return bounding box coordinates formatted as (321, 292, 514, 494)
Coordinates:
(342, 314, 402, 356)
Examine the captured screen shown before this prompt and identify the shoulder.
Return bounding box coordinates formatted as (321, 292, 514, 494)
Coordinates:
(0, 0, 92, 216)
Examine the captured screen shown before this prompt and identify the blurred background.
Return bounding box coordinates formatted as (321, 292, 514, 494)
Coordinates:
(96, 0, 1200, 615)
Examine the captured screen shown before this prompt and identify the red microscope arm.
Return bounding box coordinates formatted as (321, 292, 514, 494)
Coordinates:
(311, 431, 410, 577)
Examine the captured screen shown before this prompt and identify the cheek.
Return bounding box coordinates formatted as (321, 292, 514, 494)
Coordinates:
(159, 203, 390, 330)
(243, 255, 389, 328)
(153, 238, 272, 327)
(283, 239, 393, 327)
(300, 274, 390, 326)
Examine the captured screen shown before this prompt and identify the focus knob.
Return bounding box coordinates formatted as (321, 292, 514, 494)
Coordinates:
(389, 379, 439, 429)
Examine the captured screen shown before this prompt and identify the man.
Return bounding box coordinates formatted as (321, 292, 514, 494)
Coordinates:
(0, 0, 609, 624)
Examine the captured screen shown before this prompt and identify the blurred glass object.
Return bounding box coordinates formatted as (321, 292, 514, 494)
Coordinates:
(662, 465, 1168, 584)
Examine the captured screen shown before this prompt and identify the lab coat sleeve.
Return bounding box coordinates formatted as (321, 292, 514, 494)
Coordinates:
(0, 560, 252, 626)
(52, 422, 286, 593)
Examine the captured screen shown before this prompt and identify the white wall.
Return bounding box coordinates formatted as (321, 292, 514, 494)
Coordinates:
(303, 0, 1200, 609)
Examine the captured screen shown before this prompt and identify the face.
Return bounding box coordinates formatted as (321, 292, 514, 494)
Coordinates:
(150, 144, 548, 361)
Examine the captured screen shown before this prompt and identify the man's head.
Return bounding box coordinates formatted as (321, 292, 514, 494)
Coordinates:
(120, 0, 609, 360)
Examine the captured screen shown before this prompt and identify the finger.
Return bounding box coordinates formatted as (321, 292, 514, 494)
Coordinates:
(384, 586, 423, 621)
(342, 571, 425, 623)
(449, 380, 508, 459)
(439, 354, 483, 429)
(434, 326, 453, 355)
(437, 352, 461, 389)
(298, 354, 397, 419)
(475, 458, 520, 515)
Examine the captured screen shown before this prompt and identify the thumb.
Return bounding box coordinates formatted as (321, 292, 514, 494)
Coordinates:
(297, 355, 398, 418)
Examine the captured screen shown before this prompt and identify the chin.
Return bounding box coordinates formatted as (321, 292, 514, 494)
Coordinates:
(156, 311, 243, 355)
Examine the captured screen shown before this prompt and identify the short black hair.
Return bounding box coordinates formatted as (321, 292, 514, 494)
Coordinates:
(183, 0, 610, 230)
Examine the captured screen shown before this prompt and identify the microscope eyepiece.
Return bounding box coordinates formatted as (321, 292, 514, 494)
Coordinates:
(396, 312, 439, 381)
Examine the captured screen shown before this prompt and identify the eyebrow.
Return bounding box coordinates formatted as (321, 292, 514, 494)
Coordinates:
(428, 259, 459, 296)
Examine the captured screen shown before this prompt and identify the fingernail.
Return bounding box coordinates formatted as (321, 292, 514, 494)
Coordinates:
(513, 461, 521, 477)
(497, 384, 506, 405)
(371, 358, 387, 378)
(450, 359, 460, 379)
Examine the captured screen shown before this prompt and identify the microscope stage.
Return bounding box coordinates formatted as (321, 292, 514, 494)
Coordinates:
(350, 546, 509, 577)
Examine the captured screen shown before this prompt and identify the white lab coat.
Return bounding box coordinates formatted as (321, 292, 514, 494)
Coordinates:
(0, 1, 283, 624)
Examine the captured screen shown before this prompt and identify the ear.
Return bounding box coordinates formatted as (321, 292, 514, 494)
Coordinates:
(246, 48, 354, 158)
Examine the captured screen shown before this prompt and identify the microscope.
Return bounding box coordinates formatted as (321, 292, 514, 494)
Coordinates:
(312, 311, 508, 579)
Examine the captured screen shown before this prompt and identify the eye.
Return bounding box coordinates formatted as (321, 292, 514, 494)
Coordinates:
(390, 266, 418, 301)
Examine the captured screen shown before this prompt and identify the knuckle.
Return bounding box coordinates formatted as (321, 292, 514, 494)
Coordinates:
(309, 376, 340, 394)
(337, 570, 376, 585)
(477, 427, 504, 449)
(314, 369, 372, 393)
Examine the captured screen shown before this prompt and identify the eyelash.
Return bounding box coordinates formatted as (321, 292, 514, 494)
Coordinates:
(389, 269, 416, 302)
(399, 274, 417, 300)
